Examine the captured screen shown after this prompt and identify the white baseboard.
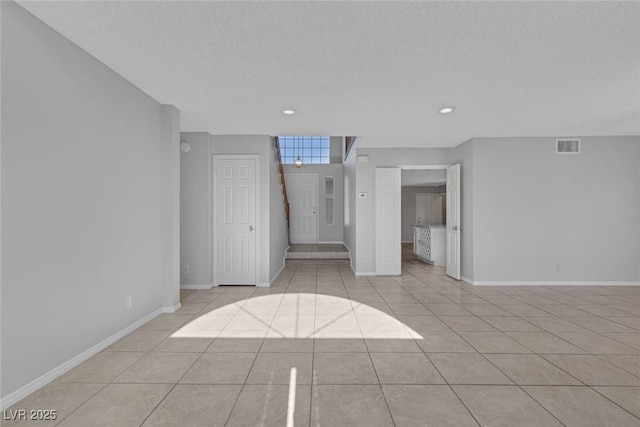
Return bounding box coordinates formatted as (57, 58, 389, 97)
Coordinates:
(341, 243, 377, 276)
(180, 283, 213, 290)
(162, 302, 182, 313)
(465, 279, 640, 286)
(0, 308, 163, 410)
(261, 252, 288, 287)
(317, 240, 345, 244)
(461, 276, 474, 285)
(341, 243, 376, 277)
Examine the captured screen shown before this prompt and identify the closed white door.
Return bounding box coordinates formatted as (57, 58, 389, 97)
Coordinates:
(215, 158, 256, 285)
(286, 174, 318, 244)
(416, 194, 434, 226)
(446, 164, 461, 280)
(376, 167, 401, 275)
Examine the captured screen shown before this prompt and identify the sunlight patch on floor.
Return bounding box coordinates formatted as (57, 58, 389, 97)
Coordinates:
(171, 293, 423, 339)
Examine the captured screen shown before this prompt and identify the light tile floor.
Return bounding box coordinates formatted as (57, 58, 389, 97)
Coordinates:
(5, 245, 640, 426)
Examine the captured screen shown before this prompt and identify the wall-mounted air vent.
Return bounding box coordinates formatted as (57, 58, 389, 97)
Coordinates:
(556, 139, 580, 154)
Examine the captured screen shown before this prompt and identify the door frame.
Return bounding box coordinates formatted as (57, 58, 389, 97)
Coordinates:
(285, 173, 319, 244)
(398, 164, 460, 279)
(212, 154, 261, 286)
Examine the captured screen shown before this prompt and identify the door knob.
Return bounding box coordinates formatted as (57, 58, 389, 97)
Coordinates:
(452, 226, 458, 231)
(249, 225, 255, 232)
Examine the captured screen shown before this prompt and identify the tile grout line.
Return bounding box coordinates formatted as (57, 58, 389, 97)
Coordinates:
(136, 348, 208, 426)
(9, 255, 640, 426)
(310, 264, 318, 427)
(142, 286, 235, 426)
(588, 385, 640, 421)
(220, 265, 295, 426)
(452, 333, 569, 427)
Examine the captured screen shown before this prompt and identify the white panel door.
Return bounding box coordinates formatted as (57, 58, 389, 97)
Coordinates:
(446, 164, 461, 280)
(376, 167, 401, 275)
(286, 174, 318, 244)
(216, 158, 256, 285)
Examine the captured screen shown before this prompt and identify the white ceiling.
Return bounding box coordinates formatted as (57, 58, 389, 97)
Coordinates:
(17, 1, 640, 148)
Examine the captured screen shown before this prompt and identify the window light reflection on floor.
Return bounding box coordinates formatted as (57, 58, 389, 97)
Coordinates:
(170, 293, 423, 340)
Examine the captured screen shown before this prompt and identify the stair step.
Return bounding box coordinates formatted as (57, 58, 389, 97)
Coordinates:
(286, 251, 350, 260)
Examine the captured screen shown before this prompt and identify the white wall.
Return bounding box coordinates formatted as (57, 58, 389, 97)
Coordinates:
(1, 1, 179, 400)
(284, 164, 344, 243)
(472, 136, 640, 282)
(179, 133, 288, 286)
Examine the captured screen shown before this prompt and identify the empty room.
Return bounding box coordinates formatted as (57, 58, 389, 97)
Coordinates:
(2, 1, 640, 426)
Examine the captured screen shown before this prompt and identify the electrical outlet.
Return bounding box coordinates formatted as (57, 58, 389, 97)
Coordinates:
(183, 265, 190, 274)
(125, 296, 132, 309)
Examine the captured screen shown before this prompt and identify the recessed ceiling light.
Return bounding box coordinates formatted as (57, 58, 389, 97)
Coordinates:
(439, 106, 455, 114)
(282, 109, 296, 115)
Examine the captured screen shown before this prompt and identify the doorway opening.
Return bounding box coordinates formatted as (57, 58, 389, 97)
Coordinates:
(402, 169, 447, 267)
(374, 164, 461, 280)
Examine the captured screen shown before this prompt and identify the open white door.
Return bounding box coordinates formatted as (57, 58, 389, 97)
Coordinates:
(446, 164, 461, 280)
(215, 157, 257, 285)
(286, 174, 318, 244)
(376, 167, 401, 275)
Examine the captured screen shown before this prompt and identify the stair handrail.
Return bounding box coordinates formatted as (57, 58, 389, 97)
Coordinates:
(274, 137, 290, 227)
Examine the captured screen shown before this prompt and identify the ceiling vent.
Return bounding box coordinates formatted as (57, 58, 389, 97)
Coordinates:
(556, 139, 580, 154)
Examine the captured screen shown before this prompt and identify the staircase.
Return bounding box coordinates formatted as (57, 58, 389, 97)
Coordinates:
(274, 137, 290, 242)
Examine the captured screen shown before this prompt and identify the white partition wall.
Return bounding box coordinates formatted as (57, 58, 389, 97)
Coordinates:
(375, 167, 402, 275)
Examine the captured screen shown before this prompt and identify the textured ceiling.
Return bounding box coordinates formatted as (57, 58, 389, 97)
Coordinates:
(16, 1, 640, 147)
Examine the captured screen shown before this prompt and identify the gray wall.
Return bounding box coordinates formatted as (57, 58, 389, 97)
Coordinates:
(472, 136, 640, 282)
(330, 136, 343, 163)
(269, 139, 290, 281)
(343, 137, 640, 284)
(284, 164, 344, 243)
(400, 186, 444, 242)
(354, 148, 450, 273)
(343, 144, 357, 270)
(2, 1, 179, 399)
(179, 133, 288, 286)
(180, 133, 212, 286)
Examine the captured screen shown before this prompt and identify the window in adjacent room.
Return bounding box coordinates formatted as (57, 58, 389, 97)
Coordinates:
(325, 176, 334, 225)
(279, 136, 330, 165)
